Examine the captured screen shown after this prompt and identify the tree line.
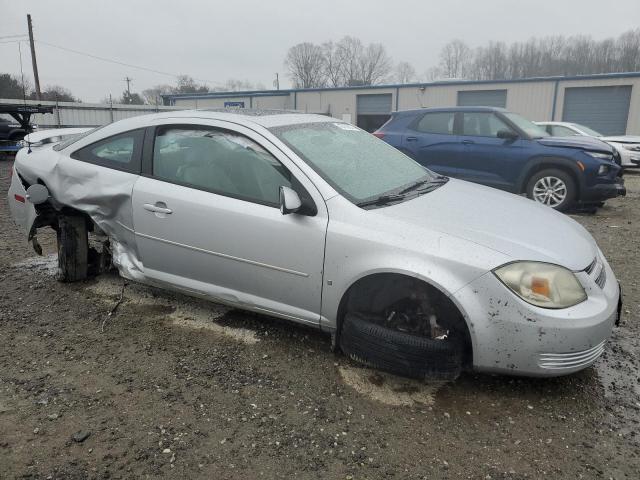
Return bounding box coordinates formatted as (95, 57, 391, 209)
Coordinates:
(285, 29, 640, 87)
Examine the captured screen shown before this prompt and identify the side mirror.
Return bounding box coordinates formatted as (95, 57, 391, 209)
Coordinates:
(279, 186, 302, 215)
(497, 129, 518, 141)
(25, 184, 50, 205)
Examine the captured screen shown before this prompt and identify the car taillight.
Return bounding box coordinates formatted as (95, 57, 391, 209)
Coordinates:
(372, 132, 385, 139)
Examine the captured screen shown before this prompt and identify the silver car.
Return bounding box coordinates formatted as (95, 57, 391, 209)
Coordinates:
(8, 110, 621, 379)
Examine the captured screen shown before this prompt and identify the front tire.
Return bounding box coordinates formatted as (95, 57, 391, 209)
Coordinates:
(339, 313, 464, 381)
(526, 169, 576, 212)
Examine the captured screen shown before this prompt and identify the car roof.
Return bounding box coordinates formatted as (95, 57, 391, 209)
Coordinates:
(393, 106, 508, 116)
(101, 108, 337, 132)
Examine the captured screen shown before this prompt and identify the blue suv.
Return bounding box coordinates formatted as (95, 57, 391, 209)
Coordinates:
(374, 107, 626, 211)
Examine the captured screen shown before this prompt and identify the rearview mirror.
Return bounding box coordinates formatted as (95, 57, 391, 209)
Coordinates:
(497, 129, 518, 141)
(279, 186, 302, 215)
(25, 184, 50, 205)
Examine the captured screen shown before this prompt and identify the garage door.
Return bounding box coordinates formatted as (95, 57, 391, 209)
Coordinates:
(356, 94, 392, 132)
(457, 90, 507, 108)
(562, 86, 632, 135)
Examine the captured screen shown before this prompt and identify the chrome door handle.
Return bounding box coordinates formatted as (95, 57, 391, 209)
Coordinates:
(461, 139, 474, 145)
(143, 203, 173, 214)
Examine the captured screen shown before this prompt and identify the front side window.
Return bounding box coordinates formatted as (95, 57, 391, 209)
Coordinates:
(572, 123, 603, 137)
(414, 112, 455, 135)
(71, 129, 143, 172)
(503, 112, 549, 138)
(152, 126, 292, 206)
(462, 112, 513, 138)
(551, 125, 579, 137)
(271, 122, 434, 203)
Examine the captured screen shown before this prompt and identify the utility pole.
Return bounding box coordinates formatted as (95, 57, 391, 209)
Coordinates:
(124, 76, 132, 102)
(27, 14, 42, 100)
(274, 73, 280, 90)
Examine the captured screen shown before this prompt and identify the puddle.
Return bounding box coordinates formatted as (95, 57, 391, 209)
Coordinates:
(338, 365, 445, 407)
(12, 254, 58, 276)
(86, 275, 259, 345)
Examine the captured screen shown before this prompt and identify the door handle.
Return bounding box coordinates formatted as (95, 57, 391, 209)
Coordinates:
(143, 203, 173, 214)
(461, 139, 475, 145)
(406, 136, 418, 142)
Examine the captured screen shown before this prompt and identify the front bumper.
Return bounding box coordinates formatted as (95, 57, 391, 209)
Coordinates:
(454, 255, 619, 377)
(582, 176, 626, 202)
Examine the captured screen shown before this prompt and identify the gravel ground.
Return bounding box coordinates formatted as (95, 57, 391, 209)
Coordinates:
(0, 158, 639, 479)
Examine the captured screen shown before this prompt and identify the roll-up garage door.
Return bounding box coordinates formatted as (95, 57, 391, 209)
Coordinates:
(356, 94, 393, 132)
(562, 85, 632, 135)
(457, 89, 507, 108)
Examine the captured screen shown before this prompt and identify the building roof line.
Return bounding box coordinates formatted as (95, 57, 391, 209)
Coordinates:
(162, 71, 640, 100)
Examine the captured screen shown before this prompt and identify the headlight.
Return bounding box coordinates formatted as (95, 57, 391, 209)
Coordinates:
(597, 164, 610, 175)
(586, 151, 613, 161)
(493, 261, 587, 309)
(621, 144, 640, 152)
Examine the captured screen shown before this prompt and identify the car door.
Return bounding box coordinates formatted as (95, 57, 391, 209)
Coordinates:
(459, 111, 526, 191)
(132, 121, 328, 326)
(402, 111, 463, 176)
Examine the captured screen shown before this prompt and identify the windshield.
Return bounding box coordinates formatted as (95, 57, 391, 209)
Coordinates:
(503, 112, 549, 138)
(572, 123, 603, 137)
(270, 122, 436, 204)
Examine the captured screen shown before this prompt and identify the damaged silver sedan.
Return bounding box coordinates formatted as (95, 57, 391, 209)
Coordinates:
(8, 111, 622, 379)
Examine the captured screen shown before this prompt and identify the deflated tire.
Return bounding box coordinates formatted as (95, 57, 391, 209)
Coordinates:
(339, 313, 463, 381)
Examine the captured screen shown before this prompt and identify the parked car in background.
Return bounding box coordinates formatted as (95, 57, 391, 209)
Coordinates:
(536, 121, 640, 169)
(7, 109, 621, 379)
(375, 107, 626, 211)
(0, 117, 28, 142)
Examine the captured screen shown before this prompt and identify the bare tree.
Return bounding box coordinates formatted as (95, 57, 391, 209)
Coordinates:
(322, 41, 347, 87)
(142, 84, 174, 105)
(336, 36, 365, 85)
(357, 43, 393, 85)
(439, 40, 472, 78)
(285, 43, 326, 88)
(395, 61, 416, 83)
(618, 29, 640, 71)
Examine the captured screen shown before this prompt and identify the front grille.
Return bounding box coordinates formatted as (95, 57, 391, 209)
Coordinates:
(538, 341, 606, 370)
(584, 258, 597, 275)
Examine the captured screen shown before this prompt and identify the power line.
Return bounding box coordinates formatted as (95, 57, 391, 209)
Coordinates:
(0, 34, 28, 40)
(34, 39, 224, 87)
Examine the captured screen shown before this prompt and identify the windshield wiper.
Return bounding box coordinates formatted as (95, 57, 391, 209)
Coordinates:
(399, 176, 449, 195)
(357, 193, 406, 208)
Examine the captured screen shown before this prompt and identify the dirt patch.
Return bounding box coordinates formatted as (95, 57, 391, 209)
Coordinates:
(1, 159, 639, 479)
(338, 366, 445, 406)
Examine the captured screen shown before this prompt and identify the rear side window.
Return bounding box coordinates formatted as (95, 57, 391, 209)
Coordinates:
(71, 129, 144, 173)
(550, 125, 578, 136)
(152, 126, 292, 207)
(414, 112, 455, 135)
(462, 112, 513, 137)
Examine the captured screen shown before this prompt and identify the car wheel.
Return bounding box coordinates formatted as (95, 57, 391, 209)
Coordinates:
(339, 313, 464, 381)
(56, 215, 89, 282)
(526, 169, 576, 212)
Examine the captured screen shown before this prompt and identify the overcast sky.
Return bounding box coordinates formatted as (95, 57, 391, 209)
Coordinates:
(2, 0, 639, 102)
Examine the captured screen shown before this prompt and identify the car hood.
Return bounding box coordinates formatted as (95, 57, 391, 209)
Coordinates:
(374, 179, 597, 271)
(600, 135, 640, 144)
(535, 136, 612, 152)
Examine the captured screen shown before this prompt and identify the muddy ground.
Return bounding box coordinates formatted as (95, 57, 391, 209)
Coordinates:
(0, 158, 639, 479)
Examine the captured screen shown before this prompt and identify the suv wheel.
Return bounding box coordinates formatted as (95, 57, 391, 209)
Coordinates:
(526, 169, 576, 212)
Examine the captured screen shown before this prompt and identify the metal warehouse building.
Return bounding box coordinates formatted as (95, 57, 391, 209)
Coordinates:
(163, 72, 640, 136)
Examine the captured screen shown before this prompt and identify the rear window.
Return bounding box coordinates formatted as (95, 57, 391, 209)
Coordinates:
(53, 126, 103, 151)
(414, 112, 455, 135)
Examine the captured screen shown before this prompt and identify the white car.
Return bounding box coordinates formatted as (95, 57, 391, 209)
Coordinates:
(536, 121, 640, 168)
(8, 110, 621, 379)
(21, 127, 93, 147)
